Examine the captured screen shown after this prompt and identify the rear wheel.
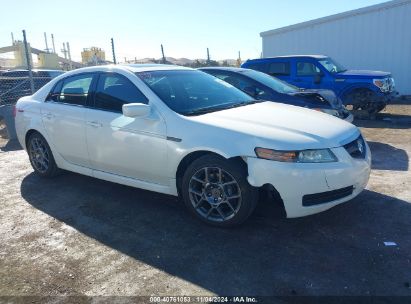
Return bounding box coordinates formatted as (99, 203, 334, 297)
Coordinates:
(182, 154, 258, 227)
(27, 132, 59, 177)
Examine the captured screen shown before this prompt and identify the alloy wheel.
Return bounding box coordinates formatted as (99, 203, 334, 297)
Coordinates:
(188, 167, 242, 222)
(29, 137, 50, 173)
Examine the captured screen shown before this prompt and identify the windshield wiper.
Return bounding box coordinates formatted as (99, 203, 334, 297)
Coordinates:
(183, 100, 263, 116)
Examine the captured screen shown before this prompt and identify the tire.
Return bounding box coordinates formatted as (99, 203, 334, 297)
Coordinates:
(181, 154, 258, 227)
(345, 89, 385, 115)
(27, 132, 59, 178)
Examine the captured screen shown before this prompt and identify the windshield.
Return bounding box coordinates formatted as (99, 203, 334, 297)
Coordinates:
(318, 58, 346, 73)
(136, 70, 256, 115)
(241, 69, 299, 94)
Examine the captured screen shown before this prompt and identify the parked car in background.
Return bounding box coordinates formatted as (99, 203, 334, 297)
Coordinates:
(15, 64, 370, 227)
(242, 55, 396, 114)
(0, 69, 64, 105)
(200, 67, 352, 122)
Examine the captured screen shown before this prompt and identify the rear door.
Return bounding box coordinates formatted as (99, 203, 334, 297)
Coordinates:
(41, 73, 95, 167)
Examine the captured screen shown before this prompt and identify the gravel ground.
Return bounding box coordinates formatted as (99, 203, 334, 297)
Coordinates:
(0, 104, 410, 300)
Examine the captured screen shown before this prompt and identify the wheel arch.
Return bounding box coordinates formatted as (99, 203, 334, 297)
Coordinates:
(25, 129, 44, 150)
(339, 83, 378, 103)
(175, 150, 246, 196)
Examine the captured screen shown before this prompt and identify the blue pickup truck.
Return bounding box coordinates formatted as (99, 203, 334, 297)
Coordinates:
(242, 55, 396, 114)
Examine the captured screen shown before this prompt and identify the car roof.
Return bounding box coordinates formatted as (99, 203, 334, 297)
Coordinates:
(245, 55, 328, 62)
(200, 67, 252, 72)
(52, 64, 192, 78)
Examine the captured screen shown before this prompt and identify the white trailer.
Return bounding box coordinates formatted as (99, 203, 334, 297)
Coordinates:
(260, 0, 411, 96)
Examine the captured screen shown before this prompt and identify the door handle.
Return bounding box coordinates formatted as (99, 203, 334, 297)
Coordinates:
(86, 121, 103, 128)
(294, 78, 302, 82)
(42, 112, 54, 119)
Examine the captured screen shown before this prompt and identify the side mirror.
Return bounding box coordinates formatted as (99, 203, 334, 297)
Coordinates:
(122, 103, 151, 118)
(314, 74, 322, 84)
(243, 86, 258, 97)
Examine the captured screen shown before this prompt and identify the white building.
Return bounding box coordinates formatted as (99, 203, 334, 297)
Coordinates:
(260, 0, 411, 95)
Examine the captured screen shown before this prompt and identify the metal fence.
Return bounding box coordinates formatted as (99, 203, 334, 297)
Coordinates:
(0, 70, 61, 106)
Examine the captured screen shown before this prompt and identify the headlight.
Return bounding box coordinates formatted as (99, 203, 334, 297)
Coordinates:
(255, 147, 337, 163)
(373, 78, 391, 92)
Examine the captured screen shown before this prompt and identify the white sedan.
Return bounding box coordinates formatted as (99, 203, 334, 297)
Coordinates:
(14, 65, 371, 227)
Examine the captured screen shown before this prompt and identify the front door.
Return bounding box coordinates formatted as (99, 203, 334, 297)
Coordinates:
(41, 73, 95, 167)
(294, 61, 323, 90)
(85, 72, 168, 185)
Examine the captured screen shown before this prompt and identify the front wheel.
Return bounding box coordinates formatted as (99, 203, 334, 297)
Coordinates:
(182, 155, 258, 227)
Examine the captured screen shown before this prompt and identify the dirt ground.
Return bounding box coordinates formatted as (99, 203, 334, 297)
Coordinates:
(0, 104, 410, 301)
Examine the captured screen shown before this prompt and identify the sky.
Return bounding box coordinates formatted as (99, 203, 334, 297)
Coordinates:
(0, 0, 388, 62)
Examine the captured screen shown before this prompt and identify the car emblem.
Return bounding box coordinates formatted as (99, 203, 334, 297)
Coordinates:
(357, 139, 364, 154)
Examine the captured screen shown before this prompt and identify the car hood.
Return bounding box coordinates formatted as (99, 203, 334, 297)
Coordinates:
(290, 89, 343, 109)
(187, 102, 359, 151)
(336, 69, 391, 78)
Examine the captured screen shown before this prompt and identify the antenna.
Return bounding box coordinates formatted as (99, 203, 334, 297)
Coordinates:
(51, 34, 56, 54)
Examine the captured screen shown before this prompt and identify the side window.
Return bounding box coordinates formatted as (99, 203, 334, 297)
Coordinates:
(297, 62, 321, 76)
(94, 73, 148, 113)
(267, 62, 290, 76)
(245, 63, 267, 73)
(50, 74, 93, 106)
(47, 80, 63, 102)
(216, 73, 269, 99)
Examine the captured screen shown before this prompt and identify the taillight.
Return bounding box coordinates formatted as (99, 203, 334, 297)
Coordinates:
(12, 105, 17, 118)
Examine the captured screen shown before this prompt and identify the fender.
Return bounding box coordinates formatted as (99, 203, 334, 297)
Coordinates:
(338, 82, 380, 101)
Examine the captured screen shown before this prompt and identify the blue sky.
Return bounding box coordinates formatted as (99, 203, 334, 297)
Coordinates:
(0, 0, 387, 62)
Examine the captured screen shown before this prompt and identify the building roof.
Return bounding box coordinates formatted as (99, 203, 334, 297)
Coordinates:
(260, 0, 411, 37)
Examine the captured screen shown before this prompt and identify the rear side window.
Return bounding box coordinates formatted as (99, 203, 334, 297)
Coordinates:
(94, 73, 148, 113)
(48, 74, 93, 106)
(244, 62, 267, 73)
(267, 62, 290, 76)
(297, 62, 321, 76)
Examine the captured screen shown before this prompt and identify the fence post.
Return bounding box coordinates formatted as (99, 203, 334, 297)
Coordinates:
(111, 38, 117, 64)
(22, 30, 35, 94)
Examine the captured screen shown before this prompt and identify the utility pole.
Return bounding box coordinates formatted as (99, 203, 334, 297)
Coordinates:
(237, 51, 242, 67)
(44, 32, 49, 53)
(206, 48, 211, 65)
(51, 34, 56, 54)
(67, 42, 72, 70)
(61, 43, 68, 59)
(11, 32, 15, 45)
(111, 38, 117, 64)
(161, 44, 166, 64)
(22, 30, 35, 94)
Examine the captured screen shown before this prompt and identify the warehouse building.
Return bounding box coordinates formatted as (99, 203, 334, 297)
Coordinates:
(260, 0, 411, 96)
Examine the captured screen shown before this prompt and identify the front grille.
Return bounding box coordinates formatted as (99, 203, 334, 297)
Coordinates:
(302, 186, 354, 206)
(344, 135, 366, 159)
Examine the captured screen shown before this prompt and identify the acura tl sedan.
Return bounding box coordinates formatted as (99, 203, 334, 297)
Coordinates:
(15, 64, 371, 227)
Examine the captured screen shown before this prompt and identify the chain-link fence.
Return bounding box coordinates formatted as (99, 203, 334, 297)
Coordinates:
(0, 69, 63, 106)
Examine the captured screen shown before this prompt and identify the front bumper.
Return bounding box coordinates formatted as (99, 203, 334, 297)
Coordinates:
(247, 142, 371, 218)
(377, 91, 397, 104)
